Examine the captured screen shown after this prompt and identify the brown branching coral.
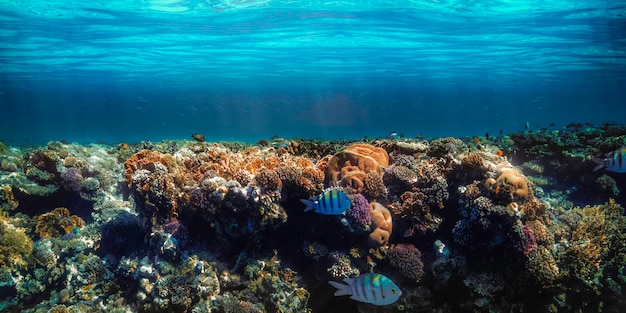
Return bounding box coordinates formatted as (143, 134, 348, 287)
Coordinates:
(392, 190, 442, 235)
(461, 152, 485, 169)
(525, 219, 554, 246)
(363, 171, 386, 198)
(391, 165, 418, 186)
(460, 152, 488, 180)
(299, 167, 324, 194)
(254, 169, 281, 192)
(387, 244, 425, 282)
(562, 199, 626, 290)
(527, 246, 561, 287)
(123, 150, 177, 184)
(35, 207, 85, 238)
(520, 198, 547, 221)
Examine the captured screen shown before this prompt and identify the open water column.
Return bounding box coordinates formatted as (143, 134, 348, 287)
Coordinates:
(0, 0, 625, 144)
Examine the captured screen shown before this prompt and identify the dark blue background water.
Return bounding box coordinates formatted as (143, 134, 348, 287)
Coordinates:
(1, 0, 625, 145)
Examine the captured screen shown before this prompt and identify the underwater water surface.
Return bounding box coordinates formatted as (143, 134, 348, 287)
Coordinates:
(0, 0, 625, 144)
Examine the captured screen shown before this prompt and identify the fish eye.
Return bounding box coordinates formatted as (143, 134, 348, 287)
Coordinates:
(390, 289, 396, 294)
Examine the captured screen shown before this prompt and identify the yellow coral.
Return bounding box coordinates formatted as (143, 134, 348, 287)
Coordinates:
(1, 184, 19, 211)
(0, 219, 34, 268)
(563, 199, 625, 287)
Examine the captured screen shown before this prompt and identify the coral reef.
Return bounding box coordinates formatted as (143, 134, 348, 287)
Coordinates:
(1, 125, 626, 312)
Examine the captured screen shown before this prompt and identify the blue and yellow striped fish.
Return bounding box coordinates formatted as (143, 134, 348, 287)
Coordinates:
(329, 273, 402, 306)
(300, 190, 352, 215)
(594, 146, 626, 173)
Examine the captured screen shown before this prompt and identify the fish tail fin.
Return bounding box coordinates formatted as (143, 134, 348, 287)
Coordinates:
(300, 199, 315, 212)
(592, 157, 605, 172)
(328, 281, 351, 296)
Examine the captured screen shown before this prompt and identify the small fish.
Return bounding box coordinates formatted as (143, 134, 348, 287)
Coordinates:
(593, 147, 626, 173)
(191, 133, 206, 142)
(300, 190, 352, 215)
(329, 273, 402, 306)
(271, 137, 289, 148)
(386, 132, 401, 140)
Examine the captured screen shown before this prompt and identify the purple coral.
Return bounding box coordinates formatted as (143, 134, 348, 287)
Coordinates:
(61, 167, 83, 191)
(347, 194, 371, 227)
(387, 243, 425, 282)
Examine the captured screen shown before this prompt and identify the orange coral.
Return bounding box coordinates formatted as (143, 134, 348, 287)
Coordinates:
(369, 202, 393, 246)
(124, 150, 177, 184)
(496, 166, 530, 200)
(35, 207, 85, 238)
(325, 144, 389, 193)
(485, 165, 530, 203)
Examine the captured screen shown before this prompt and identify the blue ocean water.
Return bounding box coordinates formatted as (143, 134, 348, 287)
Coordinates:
(1, 0, 625, 145)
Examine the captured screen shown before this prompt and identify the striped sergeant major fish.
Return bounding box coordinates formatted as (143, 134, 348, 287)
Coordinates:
(329, 273, 402, 306)
(593, 146, 626, 173)
(300, 190, 352, 215)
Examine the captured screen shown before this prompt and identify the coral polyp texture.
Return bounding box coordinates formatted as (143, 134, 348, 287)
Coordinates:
(1, 124, 626, 312)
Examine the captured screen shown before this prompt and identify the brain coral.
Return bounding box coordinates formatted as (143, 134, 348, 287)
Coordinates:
(35, 207, 85, 238)
(325, 144, 389, 193)
(369, 202, 393, 246)
(495, 165, 530, 200)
